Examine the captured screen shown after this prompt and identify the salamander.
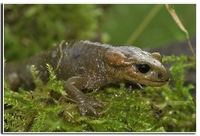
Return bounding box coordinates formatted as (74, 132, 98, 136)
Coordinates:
(4, 40, 169, 116)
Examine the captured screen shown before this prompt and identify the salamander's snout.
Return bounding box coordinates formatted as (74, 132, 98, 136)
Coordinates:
(157, 70, 170, 82)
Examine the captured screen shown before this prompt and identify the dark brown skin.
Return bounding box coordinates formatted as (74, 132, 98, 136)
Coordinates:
(4, 40, 169, 116)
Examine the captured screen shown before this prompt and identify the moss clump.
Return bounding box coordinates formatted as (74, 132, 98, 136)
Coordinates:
(4, 4, 102, 61)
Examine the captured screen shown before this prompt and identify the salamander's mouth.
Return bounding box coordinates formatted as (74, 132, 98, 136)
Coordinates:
(124, 66, 170, 87)
(139, 78, 170, 87)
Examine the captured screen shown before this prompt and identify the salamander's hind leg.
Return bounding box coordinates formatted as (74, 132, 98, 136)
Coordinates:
(5, 72, 21, 91)
(64, 76, 103, 117)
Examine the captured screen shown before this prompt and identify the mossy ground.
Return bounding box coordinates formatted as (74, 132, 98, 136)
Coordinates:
(4, 55, 196, 132)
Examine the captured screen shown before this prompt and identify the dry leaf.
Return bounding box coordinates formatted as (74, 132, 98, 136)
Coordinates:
(166, 4, 195, 57)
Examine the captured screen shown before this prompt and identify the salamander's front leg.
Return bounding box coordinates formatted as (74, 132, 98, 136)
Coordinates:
(64, 76, 103, 117)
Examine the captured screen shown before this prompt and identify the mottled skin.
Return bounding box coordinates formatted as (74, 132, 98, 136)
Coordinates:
(5, 40, 169, 116)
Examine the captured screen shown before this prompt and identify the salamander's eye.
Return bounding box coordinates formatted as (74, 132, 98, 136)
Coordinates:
(136, 64, 150, 73)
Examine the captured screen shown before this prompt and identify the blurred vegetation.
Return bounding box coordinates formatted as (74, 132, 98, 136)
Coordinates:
(4, 4, 103, 61)
(4, 4, 196, 61)
(4, 4, 196, 132)
(100, 4, 196, 48)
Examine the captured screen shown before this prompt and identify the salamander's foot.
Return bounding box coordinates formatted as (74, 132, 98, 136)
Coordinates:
(78, 98, 103, 117)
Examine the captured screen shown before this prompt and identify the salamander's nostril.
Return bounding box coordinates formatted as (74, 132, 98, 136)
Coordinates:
(158, 73, 163, 79)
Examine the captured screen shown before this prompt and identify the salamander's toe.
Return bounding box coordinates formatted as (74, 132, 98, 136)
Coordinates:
(78, 98, 103, 117)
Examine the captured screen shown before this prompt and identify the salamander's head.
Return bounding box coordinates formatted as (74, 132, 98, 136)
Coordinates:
(104, 46, 170, 86)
